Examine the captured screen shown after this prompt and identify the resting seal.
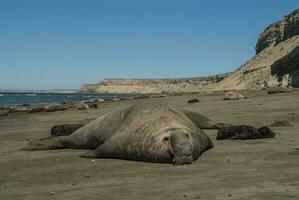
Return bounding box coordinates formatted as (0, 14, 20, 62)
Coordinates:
(216, 125, 275, 140)
(21, 101, 225, 165)
(51, 124, 85, 136)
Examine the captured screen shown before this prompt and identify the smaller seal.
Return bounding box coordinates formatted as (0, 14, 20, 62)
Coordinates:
(51, 124, 85, 136)
(216, 125, 275, 140)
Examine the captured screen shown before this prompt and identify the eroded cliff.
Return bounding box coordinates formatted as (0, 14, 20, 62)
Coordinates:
(80, 8, 299, 93)
(256, 9, 299, 54)
(91, 74, 230, 94)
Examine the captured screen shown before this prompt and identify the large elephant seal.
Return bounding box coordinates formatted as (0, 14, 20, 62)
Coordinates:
(21, 101, 221, 165)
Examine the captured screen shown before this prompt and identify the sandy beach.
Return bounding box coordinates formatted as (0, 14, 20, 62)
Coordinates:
(0, 91, 298, 200)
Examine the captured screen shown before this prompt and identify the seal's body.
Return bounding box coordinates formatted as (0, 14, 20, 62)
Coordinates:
(22, 101, 215, 165)
(216, 125, 275, 140)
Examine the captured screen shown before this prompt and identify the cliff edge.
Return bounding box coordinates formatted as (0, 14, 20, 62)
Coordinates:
(208, 8, 299, 91)
(80, 8, 299, 93)
(91, 74, 230, 94)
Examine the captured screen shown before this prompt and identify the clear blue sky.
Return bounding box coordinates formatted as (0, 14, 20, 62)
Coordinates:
(0, 0, 298, 89)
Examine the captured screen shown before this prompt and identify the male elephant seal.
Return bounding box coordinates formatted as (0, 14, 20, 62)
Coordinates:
(21, 101, 220, 165)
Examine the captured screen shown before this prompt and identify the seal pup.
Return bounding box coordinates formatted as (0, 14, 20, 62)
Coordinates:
(21, 101, 219, 165)
(216, 125, 275, 140)
(51, 124, 85, 136)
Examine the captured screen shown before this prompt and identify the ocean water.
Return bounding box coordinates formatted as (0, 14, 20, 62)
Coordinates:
(0, 93, 130, 105)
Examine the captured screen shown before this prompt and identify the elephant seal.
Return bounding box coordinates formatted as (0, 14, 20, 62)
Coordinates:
(51, 124, 85, 136)
(216, 125, 275, 140)
(21, 101, 221, 165)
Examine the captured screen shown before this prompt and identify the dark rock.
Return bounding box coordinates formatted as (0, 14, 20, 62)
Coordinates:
(51, 124, 85, 136)
(187, 98, 200, 103)
(217, 125, 275, 140)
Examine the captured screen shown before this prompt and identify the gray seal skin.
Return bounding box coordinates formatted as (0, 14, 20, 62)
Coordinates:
(21, 101, 216, 165)
(216, 125, 275, 140)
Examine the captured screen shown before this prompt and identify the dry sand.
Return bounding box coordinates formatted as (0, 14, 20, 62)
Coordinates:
(0, 91, 299, 200)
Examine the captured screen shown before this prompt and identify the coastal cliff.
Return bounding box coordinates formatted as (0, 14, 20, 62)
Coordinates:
(80, 8, 299, 93)
(209, 8, 299, 91)
(256, 9, 299, 54)
(83, 74, 230, 94)
(79, 84, 99, 93)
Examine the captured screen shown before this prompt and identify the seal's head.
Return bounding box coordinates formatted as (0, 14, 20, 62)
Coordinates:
(258, 127, 276, 138)
(168, 129, 193, 165)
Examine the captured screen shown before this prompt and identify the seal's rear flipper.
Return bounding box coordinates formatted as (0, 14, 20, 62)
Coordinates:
(181, 109, 232, 129)
(20, 137, 69, 151)
(80, 150, 98, 158)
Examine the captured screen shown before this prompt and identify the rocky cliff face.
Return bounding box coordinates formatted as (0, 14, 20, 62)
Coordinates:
(208, 8, 299, 91)
(80, 74, 230, 94)
(81, 8, 299, 93)
(208, 35, 299, 91)
(256, 9, 299, 54)
(79, 84, 99, 93)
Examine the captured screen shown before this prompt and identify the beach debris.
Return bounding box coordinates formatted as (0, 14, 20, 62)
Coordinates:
(267, 87, 292, 94)
(269, 120, 293, 127)
(223, 91, 246, 101)
(187, 98, 200, 103)
(44, 104, 67, 112)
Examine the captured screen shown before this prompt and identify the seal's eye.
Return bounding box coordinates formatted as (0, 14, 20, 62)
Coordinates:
(185, 133, 190, 138)
(163, 136, 169, 142)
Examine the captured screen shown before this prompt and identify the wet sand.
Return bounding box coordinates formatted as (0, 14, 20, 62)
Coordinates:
(0, 91, 299, 200)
